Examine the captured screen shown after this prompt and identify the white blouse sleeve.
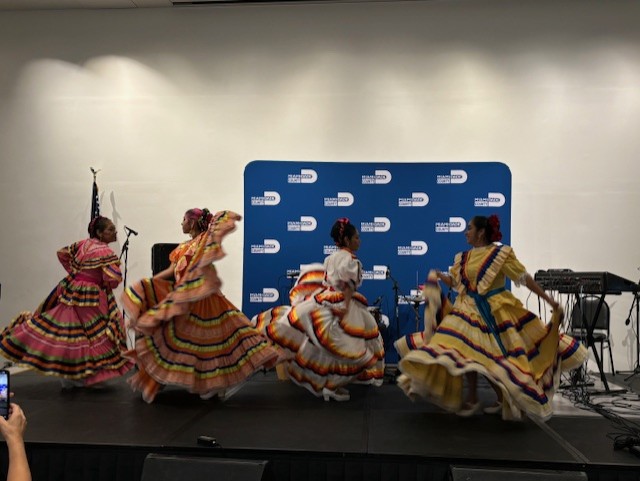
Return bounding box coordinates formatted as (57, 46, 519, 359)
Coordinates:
(324, 250, 362, 290)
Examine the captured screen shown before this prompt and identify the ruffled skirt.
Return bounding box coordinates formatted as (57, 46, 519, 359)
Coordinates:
(0, 284, 133, 385)
(396, 293, 587, 420)
(124, 277, 279, 403)
(253, 288, 385, 397)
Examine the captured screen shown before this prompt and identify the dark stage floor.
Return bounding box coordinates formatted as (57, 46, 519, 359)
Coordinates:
(4, 368, 640, 481)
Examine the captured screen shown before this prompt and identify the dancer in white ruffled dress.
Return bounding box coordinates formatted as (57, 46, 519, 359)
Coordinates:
(253, 218, 385, 401)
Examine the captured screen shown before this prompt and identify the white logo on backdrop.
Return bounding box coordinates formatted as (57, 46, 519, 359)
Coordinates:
(323, 245, 339, 255)
(250, 191, 281, 206)
(435, 217, 467, 233)
(474, 192, 506, 207)
(286, 268, 301, 278)
(250, 239, 281, 254)
(287, 216, 318, 232)
(436, 169, 468, 185)
(397, 241, 428, 256)
(249, 287, 280, 303)
(398, 192, 429, 207)
(362, 265, 390, 280)
(287, 168, 318, 184)
(360, 217, 391, 233)
(362, 169, 392, 185)
(323, 192, 354, 207)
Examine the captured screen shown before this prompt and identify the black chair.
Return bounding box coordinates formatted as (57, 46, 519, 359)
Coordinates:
(570, 295, 614, 374)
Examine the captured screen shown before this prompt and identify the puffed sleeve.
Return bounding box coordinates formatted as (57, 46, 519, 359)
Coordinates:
(324, 250, 362, 290)
(501, 248, 528, 286)
(101, 260, 123, 289)
(57, 242, 80, 274)
(96, 244, 123, 289)
(448, 252, 463, 290)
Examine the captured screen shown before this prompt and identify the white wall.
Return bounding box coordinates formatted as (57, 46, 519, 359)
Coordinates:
(1, 0, 639, 370)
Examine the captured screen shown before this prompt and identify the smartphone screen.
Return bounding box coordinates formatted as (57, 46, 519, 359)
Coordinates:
(0, 370, 9, 419)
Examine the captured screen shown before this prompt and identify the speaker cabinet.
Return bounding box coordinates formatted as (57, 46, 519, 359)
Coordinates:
(449, 466, 587, 481)
(141, 454, 268, 481)
(151, 243, 179, 275)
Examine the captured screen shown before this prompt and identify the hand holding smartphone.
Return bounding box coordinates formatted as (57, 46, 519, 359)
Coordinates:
(0, 369, 10, 420)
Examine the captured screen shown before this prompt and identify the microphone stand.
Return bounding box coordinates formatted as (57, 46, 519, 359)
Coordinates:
(120, 229, 135, 346)
(381, 273, 402, 382)
(407, 295, 422, 332)
(119, 230, 134, 286)
(624, 288, 640, 381)
(389, 273, 401, 341)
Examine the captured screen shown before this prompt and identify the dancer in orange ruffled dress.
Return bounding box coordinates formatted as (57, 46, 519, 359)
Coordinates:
(123, 208, 279, 403)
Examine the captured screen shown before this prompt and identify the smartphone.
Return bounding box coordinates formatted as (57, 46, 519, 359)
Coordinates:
(0, 369, 10, 420)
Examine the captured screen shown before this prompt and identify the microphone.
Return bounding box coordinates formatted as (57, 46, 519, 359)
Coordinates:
(626, 318, 631, 326)
(373, 296, 383, 306)
(124, 225, 138, 236)
(386, 267, 391, 279)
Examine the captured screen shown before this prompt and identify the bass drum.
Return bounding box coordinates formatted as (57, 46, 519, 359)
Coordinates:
(367, 307, 389, 330)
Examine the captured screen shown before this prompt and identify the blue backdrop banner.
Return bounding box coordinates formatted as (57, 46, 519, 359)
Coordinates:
(242, 161, 511, 362)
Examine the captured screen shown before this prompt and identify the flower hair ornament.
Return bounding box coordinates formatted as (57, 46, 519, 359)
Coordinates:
(335, 217, 350, 246)
(488, 214, 503, 243)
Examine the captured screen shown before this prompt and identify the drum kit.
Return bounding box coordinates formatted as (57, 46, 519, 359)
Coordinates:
(403, 293, 424, 332)
(366, 291, 424, 333)
(367, 306, 390, 330)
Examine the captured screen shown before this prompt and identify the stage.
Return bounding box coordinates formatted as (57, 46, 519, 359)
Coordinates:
(2, 368, 640, 481)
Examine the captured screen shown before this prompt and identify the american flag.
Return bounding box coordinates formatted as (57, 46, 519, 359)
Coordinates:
(90, 167, 100, 220)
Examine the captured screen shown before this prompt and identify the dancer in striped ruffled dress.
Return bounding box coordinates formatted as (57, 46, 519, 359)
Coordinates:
(395, 214, 587, 421)
(0, 217, 134, 388)
(122, 208, 278, 403)
(253, 218, 385, 402)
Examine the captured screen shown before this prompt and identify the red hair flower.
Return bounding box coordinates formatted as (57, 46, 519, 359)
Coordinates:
(488, 214, 503, 242)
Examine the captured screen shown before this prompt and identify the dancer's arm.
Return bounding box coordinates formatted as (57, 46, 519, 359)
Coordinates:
(524, 274, 559, 310)
(435, 270, 453, 288)
(503, 249, 559, 311)
(341, 284, 354, 310)
(56, 242, 79, 274)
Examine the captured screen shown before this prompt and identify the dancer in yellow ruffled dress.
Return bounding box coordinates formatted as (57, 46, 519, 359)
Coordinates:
(395, 215, 587, 421)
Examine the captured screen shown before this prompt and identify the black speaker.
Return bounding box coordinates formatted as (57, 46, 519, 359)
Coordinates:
(151, 243, 179, 275)
(449, 466, 587, 481)
(141, 454, 268, 481)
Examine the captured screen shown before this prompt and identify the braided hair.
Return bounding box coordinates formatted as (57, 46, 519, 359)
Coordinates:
(330, 217, 357, 247)
(88, 216, 111, 239)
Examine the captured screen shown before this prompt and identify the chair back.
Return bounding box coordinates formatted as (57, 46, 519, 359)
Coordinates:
(570, 295, 610, 332)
